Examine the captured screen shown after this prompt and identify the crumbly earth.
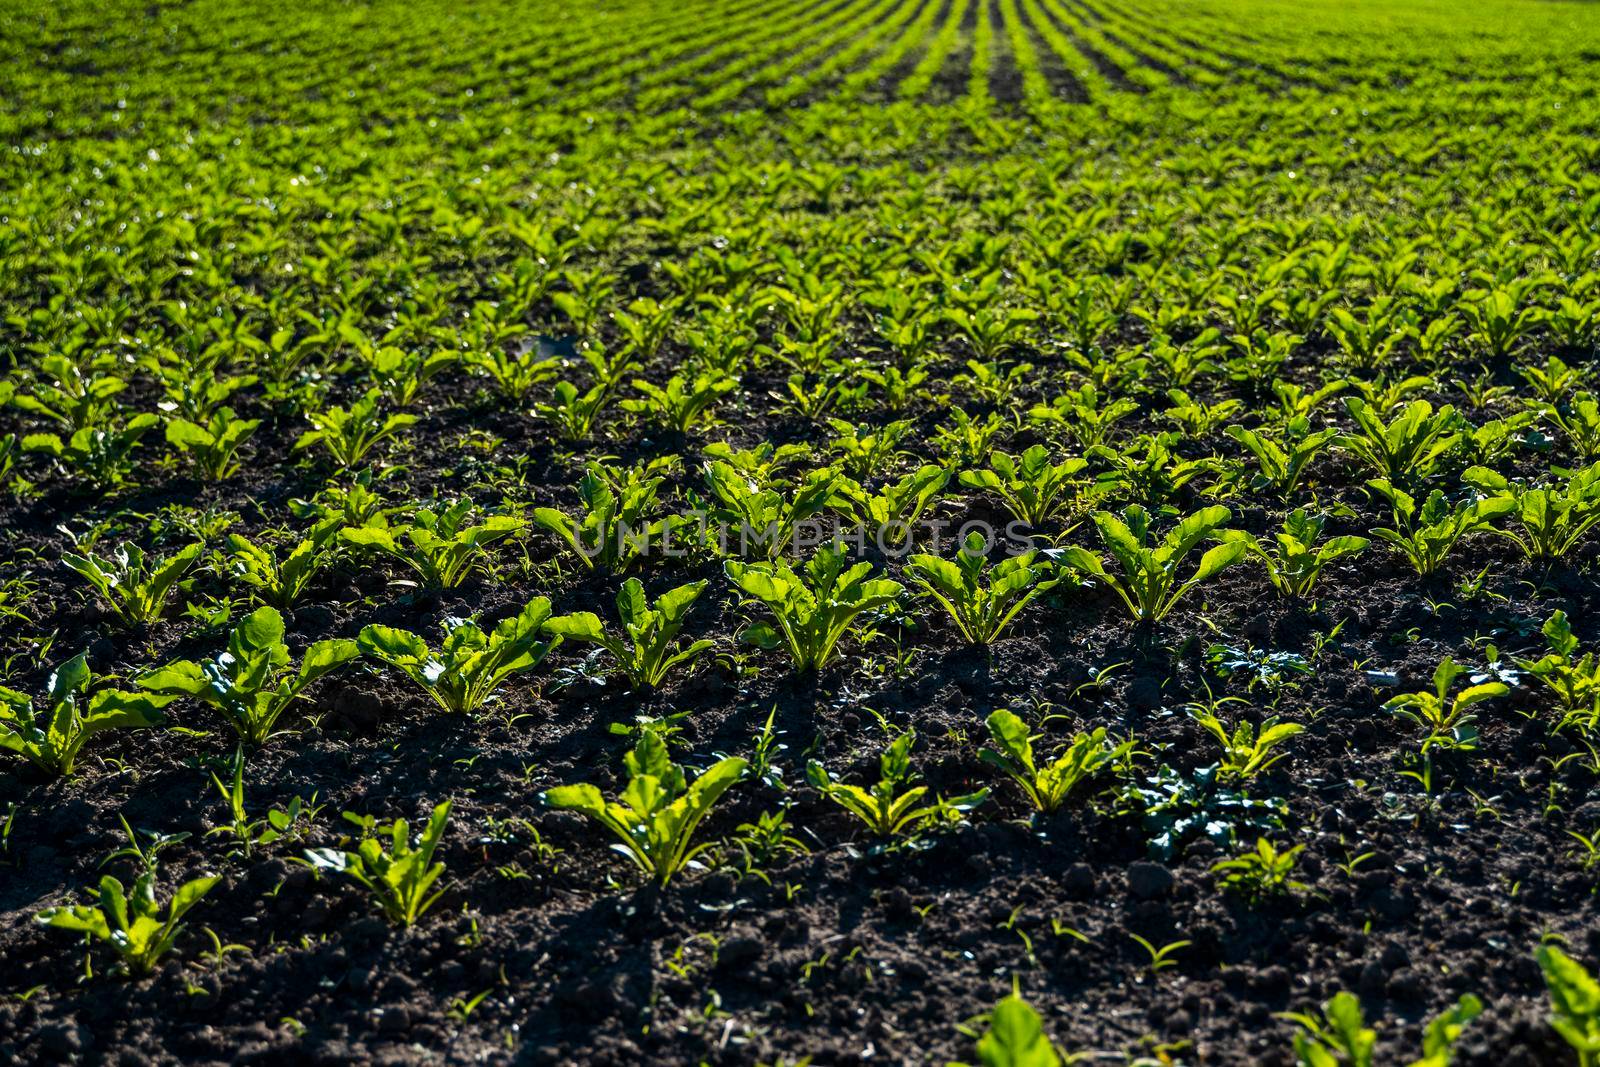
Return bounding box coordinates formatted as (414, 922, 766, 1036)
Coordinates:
(0, 354, 1594, 1065)
(4, 0, 1600, 1064)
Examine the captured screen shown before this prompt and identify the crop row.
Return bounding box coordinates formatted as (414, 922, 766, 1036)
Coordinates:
(26, 0, 1567, 131)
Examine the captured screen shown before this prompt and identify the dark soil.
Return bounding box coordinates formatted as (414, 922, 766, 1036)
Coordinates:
(3, 5, 1600, 1064)
(0, 314, 1594, 1065)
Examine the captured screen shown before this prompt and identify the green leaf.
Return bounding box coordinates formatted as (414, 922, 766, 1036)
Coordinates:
(1192, 539, 1247, 583)
(164, 419, 214, 448)
(542, 783, 608, 817)
(358, 624, 430, 662)
(137, 661, 209, 696)
(167, 875, 221, 921)
(341, 526, 400, 553)
(983, 708, 1034, 768)
(544, 612, 607, 642)
(1054, 546, 1108, 578)
(973, 992, 1060, 1067)
(725, 561, 789, 602)
(236, 605, 286, 650)
(302, 639, 361, 678)
(47, 653, 91, 705)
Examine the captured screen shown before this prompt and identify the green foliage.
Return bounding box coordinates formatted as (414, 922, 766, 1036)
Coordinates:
(10, 354, 126, 431)
(979, 709, 1132, 813)
(622, 372, 737, 432)
(1383, 655, 1507, 753)
(0, 433, 16, 491)
(11, 0, 1600, 1043)
(1058, 505, 1246, 624)
(207, 747, 318, 858)
(24, 414, 161, 486)
(1163, 386, 1244, 436)
(164, 409, 260, 481)
(1088, 433, 1218, 510)
(948, 988, 1063, 1067)
(1367, 479, 1513, 576)
(357, 344, 455, 408)
(1211, 838, 1307, 902)
(826, 417, 911, 479)
(306, 800, 452, 926)
(907, 533, 1059, 645)
(1518, 612, 1600, 733)
(1189, 703, 1305, 781)
(37, 869, 219, 976)
(806, 730, 985, 839)
(1463, 286, 1541, 358)
(1206, 643, 1311, 693)
(725, 545, 902, 671)
(944, 304, 1038, 361)
(295, 389, 416, 469)
(1463, 462, 1600, 560)
(935, 410, 1008, 467)
(532, 462, 673, 572)
(960, 445, 1086, 528)
(225, 534, 328, 609)
(542, 732, 746, 886)
(357, 597, 558, 714)
(63, 541, 203, 627)
(1326, 304, 1401, 370)
(702, 460, 839, 560)
(464, 342, 560, 402)
(1246, 510, 1369, 599)
(536, 378, 611, 441)
(0, 654, 170, 776)
(1226, 418, 1338, 499)
(1548, 394, 1600, 461)
(544, 578, 714, 689)
(1338, 398, 1461, 485)
(1281, 990, 1480, 1067)
(1537, 944, 1600, 1067)
(290, 469, 400, 539)
(1122, 763, 1287, 861)
(343, 498, 523, 589)
(1032, 383, 1138, 449)
(139, 606, 359, 745)
(831, 464, 950, 548)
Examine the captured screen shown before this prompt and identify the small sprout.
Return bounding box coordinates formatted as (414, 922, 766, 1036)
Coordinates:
(806, 730, 985, 840)
(358, 597, 559, 715)
(37, 868, 219, 977)
(950, 984, 1064, 1067)
(1211, 838, 1308, 903)
(542, 732, 746, 887)
(306, 799, 453, 927)
(979, 708, 1132, 813)
(1383, 656, 1507, 753)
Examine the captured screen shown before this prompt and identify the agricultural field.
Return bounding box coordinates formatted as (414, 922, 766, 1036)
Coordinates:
(5, 0, 1600, 1062)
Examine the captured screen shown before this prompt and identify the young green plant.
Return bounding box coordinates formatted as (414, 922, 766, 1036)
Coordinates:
(306, 800, 452, 927)
(37, 869, 219, 976)
(544, 578, 714, 690)
(139, 606, 358, 746)
(0, 653, 172, 776)
(725, 545, 902, 671)
(906, 533, 1059, 645)
(541, 732, 745, 887)
(357, 596, 558, 714)
(806, 730, 985, 839)
(979, 708, 1132, 813)
(1058, 505, 1246, 624)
